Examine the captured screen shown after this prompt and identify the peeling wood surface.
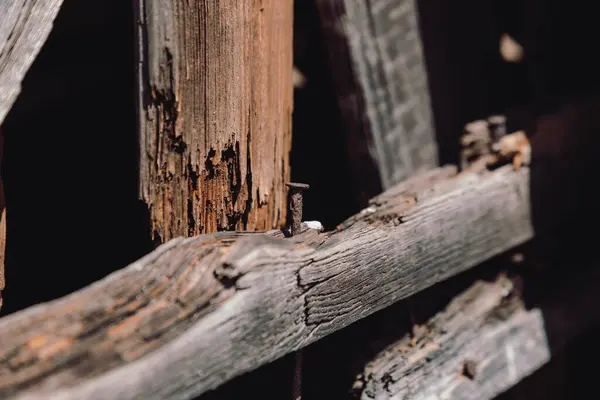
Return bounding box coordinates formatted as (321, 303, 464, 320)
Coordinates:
(137, 0, 293, 242)
(0, 0, 64, 124)
(0, 165, 532, 400)
(316, 0, 438, 194)
(358, 276, 550, 400)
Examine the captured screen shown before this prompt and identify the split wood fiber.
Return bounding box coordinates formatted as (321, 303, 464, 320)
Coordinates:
(136, 0, 293, 242)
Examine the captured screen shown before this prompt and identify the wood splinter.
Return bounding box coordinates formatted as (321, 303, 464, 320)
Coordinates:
(460, 117, 531, 172)
(492, 131, 531, 170)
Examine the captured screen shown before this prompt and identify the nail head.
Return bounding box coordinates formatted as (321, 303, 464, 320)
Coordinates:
(286, 182, 310, 190)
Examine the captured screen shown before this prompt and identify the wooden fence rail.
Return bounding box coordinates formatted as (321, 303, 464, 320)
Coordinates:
(0, 163, 532, 399)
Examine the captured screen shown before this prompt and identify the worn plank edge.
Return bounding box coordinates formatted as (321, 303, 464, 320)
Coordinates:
(0, 1, 64, 124)
(1, 165, 532, 400)
(359, 262, 600, 400)
(359, 275, 549, 400)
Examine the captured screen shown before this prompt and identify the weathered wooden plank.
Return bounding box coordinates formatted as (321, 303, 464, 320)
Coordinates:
(0, 0, 63, 124)
(0, 165, 532, 399)
(357, 275, 550, 400)
(136, 0, 293, 242)
(355, 262, 600, 400)
(316, 0, 438, 196)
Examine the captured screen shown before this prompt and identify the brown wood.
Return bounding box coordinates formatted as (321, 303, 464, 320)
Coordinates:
(0, 164, 532, 399)
(315, 0, 438, 201)
(0, 0, 64, 124)
(136, 0, 293, 243)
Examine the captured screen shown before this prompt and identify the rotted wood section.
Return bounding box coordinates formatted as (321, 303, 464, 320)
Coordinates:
(0, 163, 533, 399)
(136, 0, 293, 242)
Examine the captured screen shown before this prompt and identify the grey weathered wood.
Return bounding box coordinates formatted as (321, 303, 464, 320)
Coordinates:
(316, 0, 438, 192)
(358, 276, 550, 400)
(357, 263, 600, 400)
(0, 165, 532, 400)
(0, 0, 64, 124)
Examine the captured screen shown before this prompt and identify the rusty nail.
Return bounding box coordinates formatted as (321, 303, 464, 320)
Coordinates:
(286, 182, 309, 237)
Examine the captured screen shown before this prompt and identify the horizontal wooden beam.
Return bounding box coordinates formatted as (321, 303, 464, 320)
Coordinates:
(0, 164, 532, 399)
(357, 264, 600, 400)
(0, 0, 64, 124)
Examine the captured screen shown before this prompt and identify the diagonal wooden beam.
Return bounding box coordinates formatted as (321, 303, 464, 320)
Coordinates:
(0, 0, 64, 125)
(0, 163, 533, 399)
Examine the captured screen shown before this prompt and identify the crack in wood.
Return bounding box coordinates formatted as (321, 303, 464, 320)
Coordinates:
(138, 0, 291, 242)
(0, 165, 533, 399)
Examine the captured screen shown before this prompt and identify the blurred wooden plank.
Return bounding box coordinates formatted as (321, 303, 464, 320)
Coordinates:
(0, 0, 64, 124)
(357, 276, 549, 400)
(316, 0, 438, 200)
(356, 264, 600, 400)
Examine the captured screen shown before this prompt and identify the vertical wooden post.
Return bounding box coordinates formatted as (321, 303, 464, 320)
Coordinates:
(136, 0, 293, 242)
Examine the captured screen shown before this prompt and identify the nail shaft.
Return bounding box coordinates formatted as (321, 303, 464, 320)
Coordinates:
(286, 182, 309, 237)
(286, 182, 309, 400)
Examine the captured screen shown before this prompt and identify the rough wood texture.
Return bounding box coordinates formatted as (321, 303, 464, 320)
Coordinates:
(0, 0, 63, 124)
(136, 0, 293, 242)
(357, 262, 600, 400)
(316, 0, 438, 196)
(0, 164, 532, 399)
(358, 276, 549, 400)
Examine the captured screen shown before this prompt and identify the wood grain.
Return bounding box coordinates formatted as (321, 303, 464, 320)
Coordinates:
(316, 0, 438, 197)
(136, 0, 293, 242)
(0, 165, 532, 399)
(0, 0, 64, 124)
(358, 276, 549, 400)
(357, 262, 600, 400)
